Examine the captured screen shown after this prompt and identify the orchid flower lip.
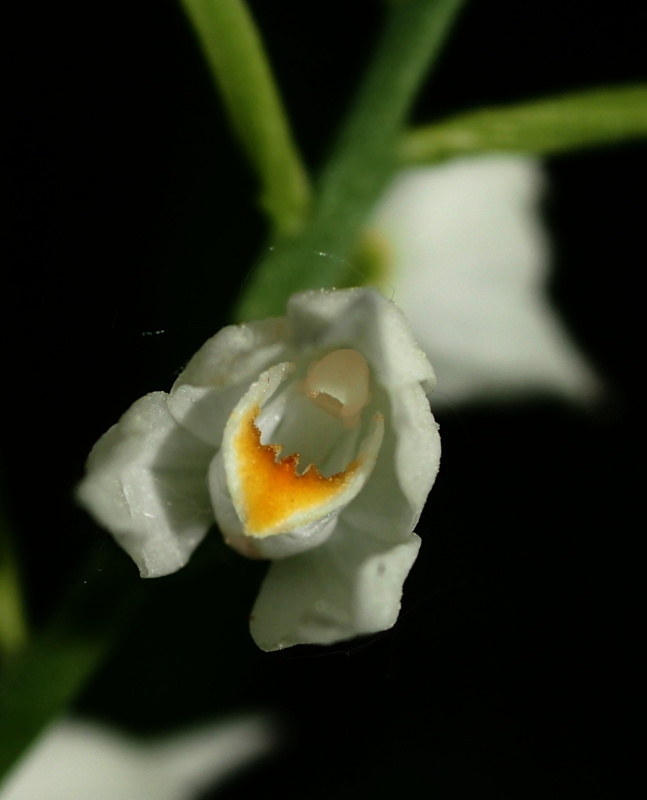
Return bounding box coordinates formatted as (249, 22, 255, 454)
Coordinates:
(221, 359, 385, 539)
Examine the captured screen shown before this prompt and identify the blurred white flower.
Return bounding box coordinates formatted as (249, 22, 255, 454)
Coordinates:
(78, 289, 440, 651)
(0, 716, 275, 800)
(368, 155, 601, 405)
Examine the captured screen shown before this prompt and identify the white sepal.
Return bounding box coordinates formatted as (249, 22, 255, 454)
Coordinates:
(77, 393, 214, 578)
(370, 156, 601, 404)
(250, 523, 421, 651)
(167, 317, 290, 446)
(0, 716, 276, 800)
(287, 288, 435, 391)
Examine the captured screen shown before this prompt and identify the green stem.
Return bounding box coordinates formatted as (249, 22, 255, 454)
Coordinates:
(234, 0, 467, 321)
(0, 545, 145, 782)
(400, 84, 647, 164)
(0, 487, 28, 660)
(179, 0, 311, 238)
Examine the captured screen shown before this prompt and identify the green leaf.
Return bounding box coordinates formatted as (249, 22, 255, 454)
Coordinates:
(234, 0, 468, 322)
(400, 85, 647, 164)
(179, 0, 311, 237)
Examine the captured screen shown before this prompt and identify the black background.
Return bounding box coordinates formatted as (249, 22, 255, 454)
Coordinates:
(5, 1, 644, 798)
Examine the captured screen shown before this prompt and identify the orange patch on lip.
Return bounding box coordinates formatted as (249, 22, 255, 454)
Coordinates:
(233, 405, 358, 536)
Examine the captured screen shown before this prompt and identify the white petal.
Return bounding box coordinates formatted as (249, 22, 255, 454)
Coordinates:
(250, 523, 421, 651)
(344, 382, 440, 541)
(77, 393, 215, 578)
(369, 155, 601, 404)
(287, 288, 435, 391)
(0, 716, 276, 800)
(168, 317, 290, 446)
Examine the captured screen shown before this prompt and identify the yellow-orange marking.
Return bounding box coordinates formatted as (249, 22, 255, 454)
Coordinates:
(233, 405, 358, 536)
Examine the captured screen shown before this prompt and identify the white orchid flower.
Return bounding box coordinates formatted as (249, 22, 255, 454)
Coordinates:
(78, 288, 441, 651)
(0, 716, 275, 800)
(368, 155, 601, 405)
